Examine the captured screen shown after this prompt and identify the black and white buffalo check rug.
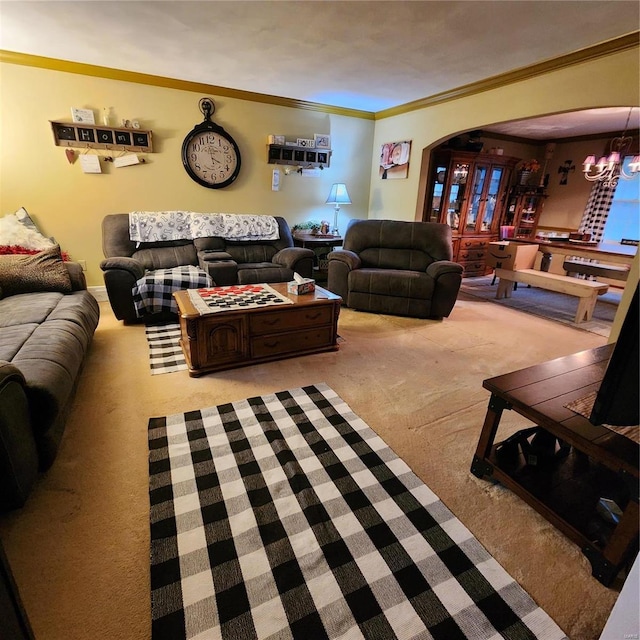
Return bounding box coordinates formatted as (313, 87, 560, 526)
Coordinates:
(148, 384, 566, 640)
(145, 323, 187, 375)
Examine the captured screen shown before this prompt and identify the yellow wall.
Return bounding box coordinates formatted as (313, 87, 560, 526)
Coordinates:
(0, 63, 374, 285)
(368, 47, 639, 221)
(1, 45, 638, 286)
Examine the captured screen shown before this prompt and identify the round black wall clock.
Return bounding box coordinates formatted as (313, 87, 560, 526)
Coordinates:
(181, 98, 241, 189)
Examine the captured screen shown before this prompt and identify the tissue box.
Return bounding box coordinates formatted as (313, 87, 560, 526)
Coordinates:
(287, 278, 315, 295)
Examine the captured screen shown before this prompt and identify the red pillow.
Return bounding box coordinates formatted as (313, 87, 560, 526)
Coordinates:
(0, 244, 70, 261)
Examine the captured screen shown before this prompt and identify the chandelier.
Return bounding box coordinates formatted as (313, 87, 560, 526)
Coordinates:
(582, 108, 640, 188)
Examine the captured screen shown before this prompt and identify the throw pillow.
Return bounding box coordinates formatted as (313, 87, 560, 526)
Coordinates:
(0, 208, 55, 251)
(0, 245, 72, 296)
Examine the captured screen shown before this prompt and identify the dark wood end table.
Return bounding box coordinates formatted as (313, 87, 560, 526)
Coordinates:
(471, 344, 639, 586)
(293, 233, 343, 281)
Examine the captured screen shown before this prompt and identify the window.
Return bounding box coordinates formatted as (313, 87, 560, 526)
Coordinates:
(602, 156, 640, 243)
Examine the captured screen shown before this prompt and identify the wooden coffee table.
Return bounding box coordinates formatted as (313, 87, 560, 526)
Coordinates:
(173, 283, 342, 376)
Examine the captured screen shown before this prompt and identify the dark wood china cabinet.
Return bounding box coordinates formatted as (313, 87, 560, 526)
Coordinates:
(424, 149, 519, 276)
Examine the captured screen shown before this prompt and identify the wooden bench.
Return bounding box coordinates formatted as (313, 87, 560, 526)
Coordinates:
(563, 258, 629, 282)
(495, 268, 609, 324)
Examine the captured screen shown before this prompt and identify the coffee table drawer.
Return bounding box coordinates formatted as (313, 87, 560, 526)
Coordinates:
(250, 305, 334, 335)
(251, 326, 334, 358)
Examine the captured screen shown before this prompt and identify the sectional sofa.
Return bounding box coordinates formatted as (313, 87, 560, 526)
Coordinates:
(0, 247, 100, 510)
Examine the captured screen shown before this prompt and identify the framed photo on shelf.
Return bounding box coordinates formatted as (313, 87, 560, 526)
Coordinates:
(314, 134, 331, 149)
(71, 107, 95, 124)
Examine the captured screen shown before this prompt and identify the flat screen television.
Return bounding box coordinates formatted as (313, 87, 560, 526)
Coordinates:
(589, 282, 639, 426)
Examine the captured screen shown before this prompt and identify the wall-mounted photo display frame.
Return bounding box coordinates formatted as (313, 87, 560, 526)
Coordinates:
(50, 121, 153, 152)
(267, 143, 331, 169)
(379, 140, 412, 179)
(314, 134, 331, 149)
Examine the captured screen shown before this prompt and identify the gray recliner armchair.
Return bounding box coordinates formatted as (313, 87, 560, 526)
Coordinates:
(327, 219, 463, 319)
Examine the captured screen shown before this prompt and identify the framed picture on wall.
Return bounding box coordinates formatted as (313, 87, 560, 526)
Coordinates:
(314, 134, 331, 149)
(379, 140, 411, 179)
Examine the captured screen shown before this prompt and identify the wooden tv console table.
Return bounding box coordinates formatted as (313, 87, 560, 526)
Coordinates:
(174, 284, 341, 377)
(471, 344, 639, 586)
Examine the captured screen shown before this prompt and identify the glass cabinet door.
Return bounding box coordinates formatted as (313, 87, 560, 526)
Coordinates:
(515, 194, 543, 239)
(466, 165, 487, 231)
(466, 163, 505, 233)
(481, 167, 505, 231)
(427, 163, 448, 223)
(521, 195, 538, 222)
(446, 163, 469, 230)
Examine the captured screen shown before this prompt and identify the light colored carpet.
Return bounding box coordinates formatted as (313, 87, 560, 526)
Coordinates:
(0, 293, 621, 640)
(460, 275, 621, 338)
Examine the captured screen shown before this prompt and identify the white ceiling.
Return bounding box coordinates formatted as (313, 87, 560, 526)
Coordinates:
(1, 1, 639, 138)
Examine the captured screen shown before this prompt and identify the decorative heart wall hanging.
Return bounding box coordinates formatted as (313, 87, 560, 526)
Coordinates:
(65, 149, 76, 164)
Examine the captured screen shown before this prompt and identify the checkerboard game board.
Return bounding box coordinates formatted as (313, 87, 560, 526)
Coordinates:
(187, 283, 294, 314)
(148, 384, 566, 640)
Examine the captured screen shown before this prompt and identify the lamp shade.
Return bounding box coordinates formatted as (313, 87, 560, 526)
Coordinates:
(326, 183, 351, 205)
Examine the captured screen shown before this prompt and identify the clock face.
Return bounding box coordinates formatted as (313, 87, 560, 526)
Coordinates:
(182, 127, 241, 189)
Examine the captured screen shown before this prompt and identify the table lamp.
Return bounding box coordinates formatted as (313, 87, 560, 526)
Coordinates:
(325, 183, 351, 236)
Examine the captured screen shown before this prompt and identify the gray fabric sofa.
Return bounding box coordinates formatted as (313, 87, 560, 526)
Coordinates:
(100, 213, 314, 323)
(327, 219, 463, 319)
(0, 261, 100, 511)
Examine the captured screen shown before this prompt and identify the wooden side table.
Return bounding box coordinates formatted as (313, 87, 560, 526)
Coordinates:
(292, 233, 343, 281)
(471, 344, 639, 586)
